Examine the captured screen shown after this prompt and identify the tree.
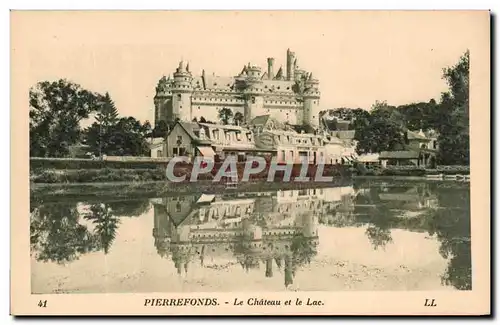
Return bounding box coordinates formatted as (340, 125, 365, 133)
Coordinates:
(84, 203, 120, 254)
(426, 185, 471, 289)
(30, 202, 98, 264)
(233, 112, 244, 126)
(88, 92, 120, 156)
(95, 92, 119, 127)
(29, 79, 101, 157)
(353, 101, 405, 154)
(107, 199, 151, 217)
(395, 99, 439, 131)
(218, 107, 233, 125)
(436, 50, 470, 165)
(85, 116, 152, 156)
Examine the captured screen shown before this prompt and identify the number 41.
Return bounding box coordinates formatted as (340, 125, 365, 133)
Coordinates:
(38, 300, 47, 308)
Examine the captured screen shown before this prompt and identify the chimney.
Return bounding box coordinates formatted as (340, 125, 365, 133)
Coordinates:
(267, 58, 275, 80)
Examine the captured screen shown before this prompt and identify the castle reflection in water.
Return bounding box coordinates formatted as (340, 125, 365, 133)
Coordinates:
(151, 187, 355, 287)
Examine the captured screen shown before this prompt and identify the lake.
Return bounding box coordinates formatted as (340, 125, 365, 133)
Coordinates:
(30, 179, 471, 293)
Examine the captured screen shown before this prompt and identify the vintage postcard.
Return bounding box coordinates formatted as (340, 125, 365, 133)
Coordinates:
(11, 10, 490, 316)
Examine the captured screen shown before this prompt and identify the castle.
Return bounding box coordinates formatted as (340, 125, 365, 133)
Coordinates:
(154, 49, 322, 128)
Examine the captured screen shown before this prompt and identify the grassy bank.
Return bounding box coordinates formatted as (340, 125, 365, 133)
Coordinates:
(31, 162, 352, 184)
(30, 157, 170, 170)
(31, 168, 166, 183)
(31, 177, 354, 202)
(356, 165, 470, 177)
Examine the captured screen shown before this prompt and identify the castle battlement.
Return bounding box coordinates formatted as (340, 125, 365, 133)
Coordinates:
(154, 49, 322, 128)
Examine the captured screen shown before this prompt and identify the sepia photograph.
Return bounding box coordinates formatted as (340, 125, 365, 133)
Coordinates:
(10, 10, 490, 316)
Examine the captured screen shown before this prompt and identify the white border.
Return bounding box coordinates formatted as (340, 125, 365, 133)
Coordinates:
(4, 1, 497, 323)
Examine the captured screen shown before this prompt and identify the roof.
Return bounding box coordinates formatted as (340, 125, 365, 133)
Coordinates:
(147, 137, 164, 145)
(406, 130, 429, 141)
(196, 146, 216, 158)
(424, 129, 439, 138)
(198, 122, 251, 132)
(379, 151, 419, 159)
(325, 136, 344, 145)
(290, 124, 315, 134)
(335, 130, 356, 140)
(196, 194, 216, 204)
(261, 80, 295, 93)
(379, 193, 421, 201)
(357, 153, 380, 163)
(177, 121, 202, 140)
(249, 115, 270, 126)
(202, 75, 235, 90)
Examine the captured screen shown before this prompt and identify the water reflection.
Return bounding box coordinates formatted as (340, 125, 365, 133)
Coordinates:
(29, 198, 151, 263)
(152, 189, 322, 288)
(30, 181, 471, 292)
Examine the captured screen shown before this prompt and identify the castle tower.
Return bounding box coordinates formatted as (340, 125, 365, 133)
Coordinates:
(301, 213, 318, 238)
(154, 75, 174, 125)
(267, 58, 275, 80)
(171, 60, 193, 121)
(284, 255, 294, 287)
(265, 257, 273, 278)
(302, 72, 321, 128)
(243, 65, 265, 123)
(286, 49, 296, 81)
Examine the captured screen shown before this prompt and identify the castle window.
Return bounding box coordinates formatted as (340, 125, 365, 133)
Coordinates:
(313, 101, 316, 104)
(214, 83, 217, 86)
(277, 86, 281, 90)
(177, 94, 181, 100)
(286, 87, 290, 90)
(198, 106, 200, 110)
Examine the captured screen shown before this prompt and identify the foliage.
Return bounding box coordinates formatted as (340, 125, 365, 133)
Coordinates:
(325, 51, 469, 167)
(380, 167, 427, 177)
(84, 204, 120, 254)
(218, 107, 233, 125)
(30, 157, 171, 170)
(29, 79, 101, 157)
(106, 199, 151, 217)
(95, 92, 119, 127)
(233, 112, 244, 126)
(31, 168, 166, 183)
(30, 202, 98, 264)
(353, 102, 406, 155)
(85, 116, 152, 157)
(435, 50, 470, 165)
(426, 186, 471, 289)
(151, 120, 169, 138)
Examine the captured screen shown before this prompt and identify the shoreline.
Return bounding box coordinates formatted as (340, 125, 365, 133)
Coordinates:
(30, 175, 470, 202)
(30, 178, 354, 201)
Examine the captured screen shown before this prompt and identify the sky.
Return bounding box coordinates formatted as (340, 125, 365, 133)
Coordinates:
(13, 10, 488, 123)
